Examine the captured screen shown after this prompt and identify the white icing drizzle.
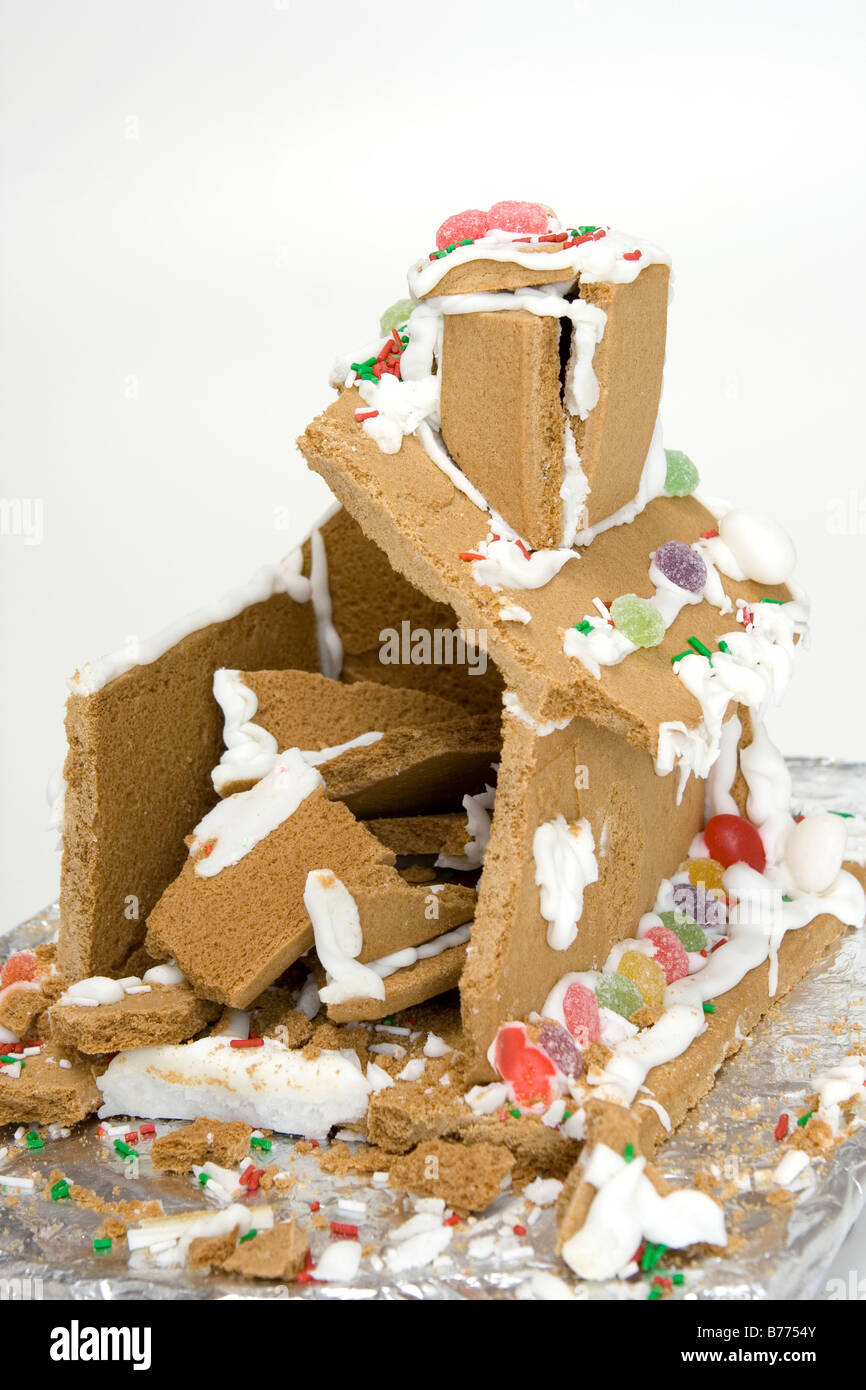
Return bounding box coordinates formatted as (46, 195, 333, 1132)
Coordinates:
(502, 692, 571, 736)
(142, 961, 186, 987)
(69, 550, 311, 695)
(655, 598, 809, 801)
(705, 714, 742, 820)
(58, 976, 126, 1008)
(560, 419, 590, 548)
(560, 1142, 726, 1281)
(365, 922, 472, 981)
(638, 1095, 672, 1132)
(408, 224, 671, 300)
(533, 815, 599, 951)
(210, 667, 383, 793)
(468, 534, 575, 592)
(436, 785, 495, 871)
(304, 869, 385, 1005)
(498, 603, 531, 624)
(191, 749, 323, 877)
(309, 527, 343, 679)
(571, 416, 669, 547)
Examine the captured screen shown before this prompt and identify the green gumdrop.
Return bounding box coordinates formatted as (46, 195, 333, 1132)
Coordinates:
(610, 594, 666, 648)
(379, 297, 416, 336)
(663, 449, 700, 497)
(595, 972, 644, 1019)
(659, 910, 706, 952)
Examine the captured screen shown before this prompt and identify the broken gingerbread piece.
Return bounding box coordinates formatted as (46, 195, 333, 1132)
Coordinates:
(220, 1220, 309, 1281)
(0, 1043, 100, 1126)
(48, 983, 220, 1055)
(388, 1138, 514, 1212)
(150, 1116, 253, 1172)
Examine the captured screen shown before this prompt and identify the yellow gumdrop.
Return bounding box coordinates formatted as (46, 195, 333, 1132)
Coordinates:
(685, 857, 726, 891)
(618, 951, 666, 1011)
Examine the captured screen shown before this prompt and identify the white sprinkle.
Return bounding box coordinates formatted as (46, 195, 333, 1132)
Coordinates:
(423, 1032, 450, 1059)
(412, 1197, 445, 1215)
(13, 1127, 25, 1141)
(59, 1059, 72, 1070)
(337, 1197, 367, 1216)
(372, 1171, 390, 1187)
(374, 1024, 411, 1036)
(369, 1043, 406, 1059)
(124, 985, 152, 995)
(1, 1176, 35, 1190)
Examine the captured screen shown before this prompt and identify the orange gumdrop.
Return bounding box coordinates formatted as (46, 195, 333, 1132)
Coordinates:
(685, 857, 726, 892)
(618, 951, 666, 1011)
(0, 951, 38, 988)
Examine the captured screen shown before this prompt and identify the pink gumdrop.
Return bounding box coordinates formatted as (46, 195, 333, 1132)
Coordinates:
(645, 926, 689, 984)
(435, 209, 492, 250)
(0, 951, 38, 988)
(705, 814, 766, 873)
(562, 982, 601, 1048)
(487, 200, 551, 235)
(492, 1023, 557, 1107)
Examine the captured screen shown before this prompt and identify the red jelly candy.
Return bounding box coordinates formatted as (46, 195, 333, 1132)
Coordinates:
(645, 926, 689, 984)
(487, 201, 550, 235)
(492, 1023, 557, 1106)
(704, 814, 766, 873)
(562, 982, 601, 1048)
(435, 209, 492, 250)
(1, 951, 38, 988)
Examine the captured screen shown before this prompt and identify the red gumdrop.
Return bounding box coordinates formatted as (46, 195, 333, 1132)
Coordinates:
(435, 209, 492, 250)
(562, 982, 601, 1048)
(1, 951, 38, 988)
(704, 814, 766, 873)
(645, 926, 689, 984)
(492, 1024, 557, 1106)
(487, 200, 550, 235)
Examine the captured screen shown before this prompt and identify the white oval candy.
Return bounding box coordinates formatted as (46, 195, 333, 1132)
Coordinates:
(718, 509, 796, 586)
(64, 975, 125, 1005)
(784, 814, 848, 895)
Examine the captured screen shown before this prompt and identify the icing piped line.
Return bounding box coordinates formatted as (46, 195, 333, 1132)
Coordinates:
(69, 550, 311, 696)
(309, 527, 343, 680)
(191, 749, 323, 878)
(211, 668, 383, 793)
(305, 869, 385, 1006)
(436, 786, 495, 871)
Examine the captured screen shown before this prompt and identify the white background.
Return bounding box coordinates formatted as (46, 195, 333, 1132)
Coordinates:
(1, 0, 865, 1293)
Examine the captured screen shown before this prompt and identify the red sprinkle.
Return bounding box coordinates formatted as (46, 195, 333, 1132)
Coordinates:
(700, 529, 719, 539)
(309, 1139, 319, 1149)
(246, 1170, 260, 1195)
(140, 1123, 156, 1138)
(124, 1131, 139, 1145)
(309, 1200, 321, 1212)
(539, 231, 568, 243)
(774, 1113, 789, 1141)
(513, 1224, 527, 1237)
(354, 409, 379, 422)
(459, 551, 485, 562)
(443, 1213, 460, 1227)
(515, 539, 532, 561)
(711, 938, 726, 952)
(230, 1037, 264, 1048)
(623, 250, 642, 261)
(592, 229, 607, 239)
(330, 1221, 358, 1239)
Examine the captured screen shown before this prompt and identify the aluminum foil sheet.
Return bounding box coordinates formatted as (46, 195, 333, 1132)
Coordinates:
(1, 757, 864, 1301)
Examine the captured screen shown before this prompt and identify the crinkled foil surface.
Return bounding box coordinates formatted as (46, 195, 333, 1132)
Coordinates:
(1, 758, 864, 1301)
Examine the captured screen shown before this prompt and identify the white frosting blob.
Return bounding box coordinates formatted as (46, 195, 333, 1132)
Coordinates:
(717, 508, 797, 586)
(784, 813, 848, 895)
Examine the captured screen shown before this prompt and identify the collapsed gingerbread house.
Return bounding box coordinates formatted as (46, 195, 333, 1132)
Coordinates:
(3, 200, 865, 1285)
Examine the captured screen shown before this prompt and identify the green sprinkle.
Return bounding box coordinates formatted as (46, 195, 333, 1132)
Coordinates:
(782, 894, 792, 902)
(672, 1272, 685, 1286)
(671, 651, 691, 665)
(563, 1110, 572, 1121)
(25, 1132, 43, 1150)
(830, 811, 854, 818)
(797, 1111, 814, 1128)
(760, 597, 783, 604)
(93, 1238, 112, 1252)
(239, 1229, 258, 1243)
(574, 619, 594, 635)
(717, 640, 730, 654)
(458, 237, 473, 246)
(251, 1136, 272, 1153)
(624, 1143, 635, 1163)
(383, 1016, 394, 1026)
(445, 243, 456, 253)
(198, 1173, 209, 1187)
(648, 1287, 662, 1300)
(509, 1107, 521, 1119)
(578, 225, 597, 235)
(51, 1179, 70, 1201)
(687, 635, 713, 660)
(703, 1002, 715, 1014)
(113, 1139, 137, 1159)
(644, 1243, 668, 1272)
(0, 1055, 21, 1065)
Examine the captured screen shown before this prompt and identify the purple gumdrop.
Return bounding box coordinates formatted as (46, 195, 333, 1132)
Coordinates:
(673, 881, 726, 929)
(653, 540, 707, 594)
(539, 1021, 583, 1078)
